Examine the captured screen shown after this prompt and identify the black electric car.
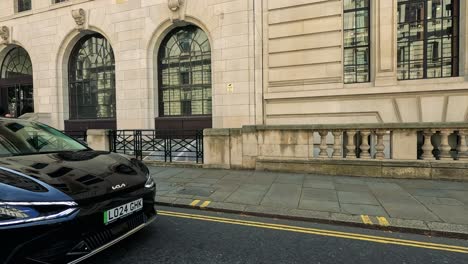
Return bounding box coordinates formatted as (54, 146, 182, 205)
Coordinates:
(0, 118, 156, 263)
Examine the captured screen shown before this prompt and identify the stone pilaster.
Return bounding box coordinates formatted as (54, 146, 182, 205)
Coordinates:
(374, 0, 398, 86)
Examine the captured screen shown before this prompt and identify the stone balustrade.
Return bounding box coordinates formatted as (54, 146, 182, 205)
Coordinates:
(203, 123, 468, 180)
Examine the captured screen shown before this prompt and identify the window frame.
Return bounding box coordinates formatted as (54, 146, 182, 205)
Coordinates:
(397, 0, 460, 80)
(157, 25, 212, 118)
(16, 0, 32, 13)
(343, 0, 371, 84)
(68, 34, 116, 120)
(0, 47, 33, 79)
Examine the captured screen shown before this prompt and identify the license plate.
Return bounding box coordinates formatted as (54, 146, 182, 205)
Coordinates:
(104, 198, 143, 225)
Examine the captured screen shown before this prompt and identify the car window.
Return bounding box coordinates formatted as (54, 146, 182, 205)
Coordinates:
(0, 119, 87, 156)
(0, 140, 12, 157)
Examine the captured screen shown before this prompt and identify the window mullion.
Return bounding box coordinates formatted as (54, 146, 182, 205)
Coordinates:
(423, 1, 428, 79)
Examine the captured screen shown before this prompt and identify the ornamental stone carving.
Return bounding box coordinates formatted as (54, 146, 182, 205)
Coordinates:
(0, 26, 10, 44)
(71, 8, 86, 30)
(168, 0, 183, 11)
(168, 0, 186, 23)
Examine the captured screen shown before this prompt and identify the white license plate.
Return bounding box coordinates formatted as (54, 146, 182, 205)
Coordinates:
(104, 198, 143, 225)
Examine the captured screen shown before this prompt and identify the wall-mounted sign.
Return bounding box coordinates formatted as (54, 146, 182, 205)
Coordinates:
(227, 83, 234, 93)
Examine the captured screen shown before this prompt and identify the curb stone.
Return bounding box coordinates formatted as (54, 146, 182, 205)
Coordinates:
(155, 200, 468, 240)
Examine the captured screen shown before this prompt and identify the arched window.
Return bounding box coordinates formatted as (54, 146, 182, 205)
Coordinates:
(158, 25, 211, 117)
(68, 34, 116, 120)
(0, 47, 34, 118)
(0, 47, 32, 79)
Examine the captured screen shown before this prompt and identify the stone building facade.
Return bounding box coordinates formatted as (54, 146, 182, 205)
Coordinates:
(0, 0, 467, 132)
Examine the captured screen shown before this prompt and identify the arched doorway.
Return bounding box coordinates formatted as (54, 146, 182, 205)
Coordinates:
(156, 25, 212, 130)
(65, 33, 116, 131)
(0, 47, 34, 118)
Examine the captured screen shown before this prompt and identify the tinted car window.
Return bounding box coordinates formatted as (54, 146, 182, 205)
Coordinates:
(0, 119, 87, 156)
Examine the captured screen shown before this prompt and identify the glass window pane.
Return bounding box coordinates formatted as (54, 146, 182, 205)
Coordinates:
(344, 66, 356, 84)
(356, 47, 369, 65)
(344, 49, 356, 66)
(17, 0, 31, 12)
(397, 0, 459, 80)
(68, 34, 116, 119)
(343, 30, 355, 47)
(344, 12, 355, 30)
(0, 47, 33, 79)
(343, 1, 370, 83)
(344, 0, 354, 10)
(355, 28, 369, 46)
(158, 26, 212, 116)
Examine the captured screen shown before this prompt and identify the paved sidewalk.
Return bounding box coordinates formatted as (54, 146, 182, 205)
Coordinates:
(149, 166, 468, 237)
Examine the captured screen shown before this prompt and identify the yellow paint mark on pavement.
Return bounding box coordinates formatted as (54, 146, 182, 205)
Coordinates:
(190, 200, 201, 206)
(200, 201, 211, 208)
(377, 216, 390, 227)
(158, 210, 468, 254)
(361, 215, 373, 225)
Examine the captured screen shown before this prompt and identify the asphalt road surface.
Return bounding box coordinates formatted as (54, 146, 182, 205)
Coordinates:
(83, 206, 468, 264)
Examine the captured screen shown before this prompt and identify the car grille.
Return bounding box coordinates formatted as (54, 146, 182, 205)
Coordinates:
(83, 212, 147, 251)
(26, 212, 148, 263)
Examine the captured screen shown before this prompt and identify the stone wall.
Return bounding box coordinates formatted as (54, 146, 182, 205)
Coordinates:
(0, 0, 258, 129)
(0, 0, 467, 131)
(204, 123, 468, 180)
(262, 0, 468, 126)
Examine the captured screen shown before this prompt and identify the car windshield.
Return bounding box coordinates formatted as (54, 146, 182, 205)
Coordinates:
(0, 119, 87, 157)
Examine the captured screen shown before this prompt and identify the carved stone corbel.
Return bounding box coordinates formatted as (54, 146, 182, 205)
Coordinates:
(71, 8, 86, 31)
(0, 26, 10, 45)
(168, 0, 187, 23)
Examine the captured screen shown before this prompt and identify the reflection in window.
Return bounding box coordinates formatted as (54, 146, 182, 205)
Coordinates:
(0, 47, 32, 79)
(397, 0, 459, 80)
(343, 0, 370, 84)
(68, 34, 116, 120)
(158, 26, 212, 116)
(17, 0, 31, 12)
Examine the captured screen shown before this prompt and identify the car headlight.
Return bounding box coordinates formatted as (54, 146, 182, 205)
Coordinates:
(145, 174, 155, 189)
(0, 201, 79, 228)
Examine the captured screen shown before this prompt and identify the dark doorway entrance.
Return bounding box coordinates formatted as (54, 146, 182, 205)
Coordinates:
(0, 84, 34, 117)
(0, 47, 34, 118)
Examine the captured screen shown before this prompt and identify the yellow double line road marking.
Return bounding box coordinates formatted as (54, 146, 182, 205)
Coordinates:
(158, 210, 468, 254)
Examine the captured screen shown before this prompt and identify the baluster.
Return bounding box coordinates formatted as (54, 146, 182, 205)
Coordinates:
(319, 130, 329, 158)
(359, 130, 371, 159)
(421, 130, 435, 160)
(375, 130, 386, 160)
(346, 130, 356, 159)
(439, 129, 452, 160)
(457, 129, 468, 161)
(332, 131, 343, 158)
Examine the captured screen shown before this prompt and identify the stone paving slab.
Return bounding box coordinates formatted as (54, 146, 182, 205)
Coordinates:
(150, 166, 468, 237)
(299, 199, 341, 213)
(225, 184, 268, 205)
(260, 183, 302, 208)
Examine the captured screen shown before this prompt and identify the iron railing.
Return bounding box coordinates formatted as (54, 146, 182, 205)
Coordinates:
(109, 130, 204, 163)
